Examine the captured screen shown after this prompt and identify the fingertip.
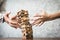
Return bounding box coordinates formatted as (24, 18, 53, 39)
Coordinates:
(5, 11, 11, 15)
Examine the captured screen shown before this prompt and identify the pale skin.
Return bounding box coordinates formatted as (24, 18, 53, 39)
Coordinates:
(4, 12, 19, 29)
(4, 10, 60, 28)
(32, 10, 60, 26)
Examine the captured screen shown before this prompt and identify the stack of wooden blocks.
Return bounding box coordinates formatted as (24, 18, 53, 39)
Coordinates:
(17, 10, 33, 40)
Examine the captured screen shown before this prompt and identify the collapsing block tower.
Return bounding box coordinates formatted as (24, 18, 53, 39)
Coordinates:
(17, 10, 33, 40)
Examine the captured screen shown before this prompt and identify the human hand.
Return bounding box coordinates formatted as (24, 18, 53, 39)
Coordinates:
(32, 10, 50, 26)
(4, 12, 20, 29)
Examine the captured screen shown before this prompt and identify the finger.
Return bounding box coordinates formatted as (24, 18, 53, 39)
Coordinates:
(9, 24, 19, 29)
(11, 15, 17, 20)
(5, 18, 17, 25)
(4, 13, 10, 20)
(35, 20, 42, 26)
(33, 18, 42, 22)
(10, 22, 20, 27)
(30, 17, 43, 22)
(5, 12, 11, 17)
(32, 19, 41, 25)
(10, 22, 18, 25)
(38, 22, 44, 26)
(29, 17, 40, 21)
(9, 20, 18, 25)
(32, 19, 40, 25)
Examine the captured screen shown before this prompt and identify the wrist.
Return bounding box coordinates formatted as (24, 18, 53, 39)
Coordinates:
(47, 14, 52, 21)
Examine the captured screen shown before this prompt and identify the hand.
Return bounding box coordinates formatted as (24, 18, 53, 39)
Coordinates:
(32, 10, 50, 26)
(4, 12, 20, 29)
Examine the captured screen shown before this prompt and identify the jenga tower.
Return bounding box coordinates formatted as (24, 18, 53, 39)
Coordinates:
(17, 10, 33, 40)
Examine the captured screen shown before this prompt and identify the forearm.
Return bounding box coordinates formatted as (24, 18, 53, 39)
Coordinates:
(48, 11, 60, 20)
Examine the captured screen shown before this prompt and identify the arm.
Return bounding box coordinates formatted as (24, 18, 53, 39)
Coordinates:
(48, 11, 60, 20)
(32, 10, 60, 26)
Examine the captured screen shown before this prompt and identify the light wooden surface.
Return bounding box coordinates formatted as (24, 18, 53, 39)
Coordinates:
(0, 38, 60, 40)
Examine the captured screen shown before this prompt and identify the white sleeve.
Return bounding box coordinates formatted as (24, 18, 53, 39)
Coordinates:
(0, 13, 4, 23)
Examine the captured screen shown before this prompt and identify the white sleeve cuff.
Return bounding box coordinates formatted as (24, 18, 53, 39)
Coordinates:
(0, 13, 4, 23)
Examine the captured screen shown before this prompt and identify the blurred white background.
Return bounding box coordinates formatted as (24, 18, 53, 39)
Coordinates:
(0, 0, 60, 38)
